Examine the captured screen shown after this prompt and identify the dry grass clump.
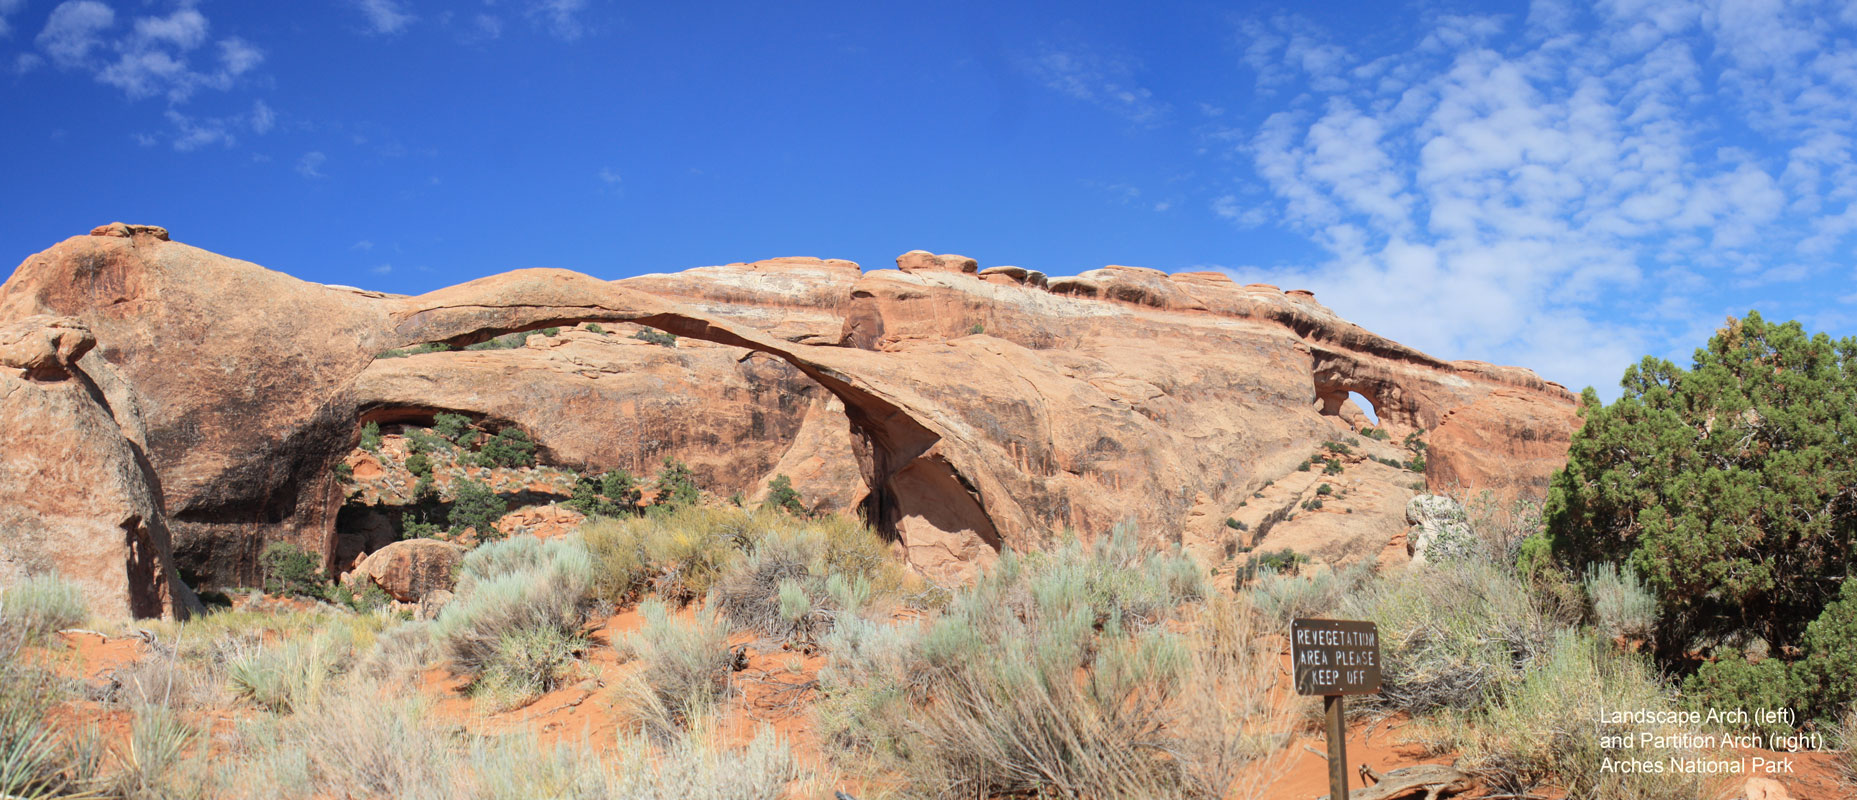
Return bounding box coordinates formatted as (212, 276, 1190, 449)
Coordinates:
(207, 659, 799, 800)
(1583, 561, 1658, 642)
(1456, 629, 1724, 800)
(0, 618, 109, 799)
(710, 517, 902, 642)
(1243, 558, 1377, 630)
(614, 599, 735, 736)
(816, 528, 1287, 800)
(432, 535, 596, 708)
(582, 506, 906, 619)
(1341, 558, 1561, 714)
(1837, 703, 1857, 791)
(225, 626, 355, 713)
(1, 574, 88, 642)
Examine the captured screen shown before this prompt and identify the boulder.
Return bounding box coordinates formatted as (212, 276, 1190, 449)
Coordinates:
(1744, 777, 1791, 800)
(1405, 494, 1471, 564)
(895, 250, 978, 274)
(353, 539, 466, 603)
(415, 588, 454, 621)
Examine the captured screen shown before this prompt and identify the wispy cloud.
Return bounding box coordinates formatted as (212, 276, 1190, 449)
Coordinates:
(0, 0, 26, 38)
(297, 151, 327, 178)
(1021, 41, 1168, 124)
(353, 0, 415, 35)
(249, 99, 275, 134)
(596, 166, 622, 194)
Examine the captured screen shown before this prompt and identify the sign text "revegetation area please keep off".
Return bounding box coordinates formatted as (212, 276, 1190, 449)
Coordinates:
(1291, 618, 1382, 696)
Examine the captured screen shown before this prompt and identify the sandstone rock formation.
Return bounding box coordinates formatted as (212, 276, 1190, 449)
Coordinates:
(0, 314, 199, 619)
(346, 539, 466, 604)
(0, 228, 1580, 613)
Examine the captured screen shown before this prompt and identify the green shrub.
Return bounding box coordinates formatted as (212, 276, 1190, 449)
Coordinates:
(1301, 498, 1324, 510)
(1801, 579, 1857, 722)
(1324, 441, 1352, 455)
(1361, 427, 1390, 440)
(1323, 458, 1343, 475)
(449, 480, 507, 537)
(1545, 313, 1857, 655)
(1406, 454, 1426, 473)
(1583, 562, 1657, 643)
(1682, 656, 1804, 742)
(566, 469, 640, 517)
(584, 323, 605, 334)
(432, 413, 475, 445)
(540, 327, 559, 337)
(762, 474, 804, 516)
(1233, 549, 1307, 584)
(0, 575, 87, 641)
(375, 342, 452, 359)
(406, 429, 450, 455)
(260, 543, 324, 599)
(358, 422, 382, 453)
(1316, 483, 1333, 496)
(330, 462, 354, 482)
(475, 428, 536, 468)
(403, 452, 432, 478)
(652, 457, 701, 509)
(1223, 517, 1247, 532)
(433, 536, 593, 707)
(1297, 459, 1311, 472)
(633, 328, 678, 347)
(464, 331, 531, 351)
(615, 599, 733, 733)
(1403, 429, 1428, 453)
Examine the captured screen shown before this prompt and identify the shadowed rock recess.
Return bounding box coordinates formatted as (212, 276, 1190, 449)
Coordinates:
(0, 227, 1579, 618)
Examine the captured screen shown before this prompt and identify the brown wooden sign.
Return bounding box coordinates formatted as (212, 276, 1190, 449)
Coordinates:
(1291, 618, 1382, 696)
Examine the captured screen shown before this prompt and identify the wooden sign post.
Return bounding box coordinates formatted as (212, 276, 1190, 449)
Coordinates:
(1292, 618, 1382, 800)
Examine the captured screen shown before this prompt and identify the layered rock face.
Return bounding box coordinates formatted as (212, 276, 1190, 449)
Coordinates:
(0, 226, 1579, 616)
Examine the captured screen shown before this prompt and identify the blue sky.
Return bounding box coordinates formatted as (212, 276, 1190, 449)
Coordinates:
(3, 0, 1855, 397)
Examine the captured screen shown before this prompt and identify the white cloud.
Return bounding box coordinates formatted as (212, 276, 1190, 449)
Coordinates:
(352, 240, 375, 251)
(471, 13, 502, 40)
(1223, 7, 1857, 395)
(354, 0, 415, 35)
(37, 1, 115, 68)
(371, 263, 393, 275)
(598, 167, 622, 185)
(529, 0, 587, 41)
(34, 1, 263, 102)
(297, 151, 327, 178)
(250, 99, 275, 134)
(1022, 42, 1168, 124)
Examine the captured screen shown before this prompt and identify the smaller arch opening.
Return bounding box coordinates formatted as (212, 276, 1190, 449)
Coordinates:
(1348, 391, 1380, 426)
